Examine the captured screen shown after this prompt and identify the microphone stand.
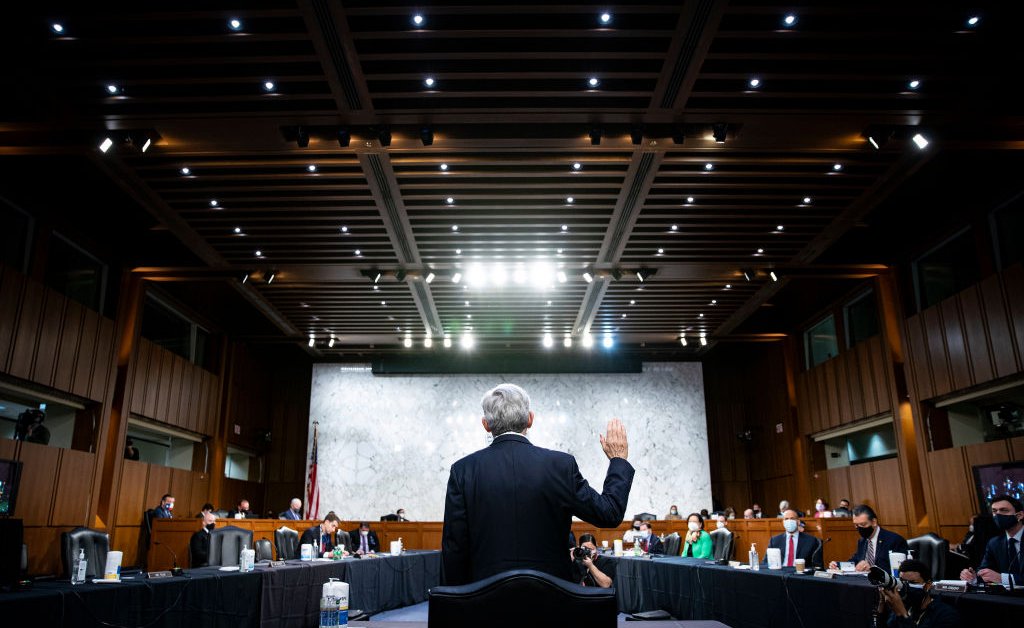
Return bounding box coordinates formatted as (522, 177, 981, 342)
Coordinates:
(810, 537, 831, 571)
(154, 541, 184, 576)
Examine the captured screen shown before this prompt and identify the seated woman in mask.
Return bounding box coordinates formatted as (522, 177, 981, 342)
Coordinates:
(681, 512, 712, 558)
(665, 505, 682, 520)
(623, 518, 643, 544)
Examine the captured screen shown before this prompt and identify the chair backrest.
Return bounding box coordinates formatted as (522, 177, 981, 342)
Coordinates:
(254, 538, 274, 561)
(60, 527, 110, 580)
(335, 529, 352, 553)
(381, 513, 400, 522)
(710, 529, 734, 561)
(428, 569, 616, 628)
(663, 532, 681, 557)
(208, 526, 254, 566)
(275, 526, 299, 560)
(633, 512, 657, 521)
(907, 533, 948, 581)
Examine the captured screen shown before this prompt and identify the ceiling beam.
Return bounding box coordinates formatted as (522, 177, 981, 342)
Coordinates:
(655, 0, 729, 113)
(297, 0, 372, 112)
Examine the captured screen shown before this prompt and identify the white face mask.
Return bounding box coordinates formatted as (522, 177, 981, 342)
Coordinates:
(360, 530, 369, 536)
(783, 519, 798, 533)
(716, 521, 726, 529)
(687, 521, 701, 532)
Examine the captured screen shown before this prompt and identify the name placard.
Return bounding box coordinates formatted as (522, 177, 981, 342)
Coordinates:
(814, 571, 835, 580)
(147, 571, 173, 579)
(268, 560, 287, 568)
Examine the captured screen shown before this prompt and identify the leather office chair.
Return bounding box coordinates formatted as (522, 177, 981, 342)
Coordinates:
(208, 526, 253, 567)
(254, 538, 274, 562)
(275, 526, 299, 560)
(428, 569, 616, 628)
(633, 512, 657, 521)
(381, 513, 400, 522)
(907, 533, 948, 581)
(710, 529, 734, 562)
(663, 532, 681, 557)
(60, 527, 110, 580)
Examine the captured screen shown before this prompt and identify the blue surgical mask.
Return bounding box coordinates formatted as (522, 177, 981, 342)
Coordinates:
(783, 519, 798, 533)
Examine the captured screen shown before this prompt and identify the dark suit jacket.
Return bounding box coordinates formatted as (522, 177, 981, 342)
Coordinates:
(280, 509, 302, 520)
(189, 528, 211, 567)
(849, 527, 909, 573)
(442, 433, 635, 585)
(767, 532, 822, 569)
(227, 509, 256, 519)
(153, 505, 173, 519)
(979, 533, 1024, 582)
(639, 534, 664, 555)
(349, 529, 380, 553)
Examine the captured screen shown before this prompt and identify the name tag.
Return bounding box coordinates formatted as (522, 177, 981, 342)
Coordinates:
(147, 571, 173, 579)
(268, 560, 287, 567)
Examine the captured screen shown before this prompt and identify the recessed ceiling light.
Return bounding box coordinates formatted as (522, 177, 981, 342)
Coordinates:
(621, 313, 627, 319)
(106, 84, 119, 94)
(234, 227, 242, 234)
(582, 272, 593, 283)
(561, 225, 569, 231)
(566, 197, 574, 204)
(564, 336, 572, 348)
(340, 225, 348, 233)
(833, 163, 843, 171)
(803, 196, 812, 204)
(967, 16, 979, 27)
(602, 334, 614, 349)
(657, 248, 664, 255)
(725, 284, 732, 289)
(466, 314, 471, 319)
(756, 248, 764, 254)
(908, 79, 921, 89)
(783, 14, 797, 27)
(255, 249, 263, 257)
(912, 133, 930, 149)
(180, 167, 191, 175)
(424, 77, 435, 88)
(698, 313, 704, 318)
(556, 248, 563, 254)
(446, 197, 455, 204)
(573, 162, 582, 170)
(704, 163, 714, 171)
(413, 14, 425, 26)
(600, 12, 612, 24)
(354, 249, 362, 256)
(711, 299, 717, 305)
(686, 196, 694, 203)
(263, 80, 276, 92)
(228, 18, 242, 31)
(542, 333, 554, 348)
(209, 199, 219, 207)
(748, 78, 761, 88)
(670, 225, 678, 231)
(52, 23, 65, 34)
(451, 272, 463, 284)
(461, 333, 474, 349)
(588, 77, 600, 88)
(451, 225, 459, 231)
(440, 163, 448, 171)
(630, 299, 635, 305)
(455, 248, 462, 255)
(776, 225, 785, 231)
(700, 336, 708, 346)
(307, 164, 317, 172)
(557, 271, 567, 283)
(464, 300, 470, 306)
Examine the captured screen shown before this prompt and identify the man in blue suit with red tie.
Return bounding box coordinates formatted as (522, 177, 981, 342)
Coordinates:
(829, 504, 908, 573)
(960, 494, 1024, 586)
(442, 383, 634, 585)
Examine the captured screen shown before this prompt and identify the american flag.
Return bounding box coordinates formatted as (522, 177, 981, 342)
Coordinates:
(306, 421, 320, 520)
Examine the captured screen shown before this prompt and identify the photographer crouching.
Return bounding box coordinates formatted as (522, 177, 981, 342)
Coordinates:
(875, 559, 960, 628)
(570, 534, 612, 588)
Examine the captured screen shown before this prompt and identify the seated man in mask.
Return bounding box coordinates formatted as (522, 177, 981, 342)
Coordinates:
(189, 510, 217, 567)
(883, 559, 960, 628)
(636, 521, 664, 555)
(570, 534, 612, 588)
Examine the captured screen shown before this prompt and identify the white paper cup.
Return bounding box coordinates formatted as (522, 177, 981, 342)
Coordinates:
(390, 540, 402, 556)
(766, 547, 782, 570)
(300, 543, 313, 561)
(104, 551, 123, 580)
(794, 558, 806, 571)
(602, 540, 609, 549)
(613, 539, 623, 556)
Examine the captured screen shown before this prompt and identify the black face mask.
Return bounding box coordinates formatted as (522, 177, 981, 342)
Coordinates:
(857, 525, 875, 539)
(205, 523, 216, 532)
(633, 523, 641, 530)
(994, 513, 1021, 531)
(904, 585, 928, 612)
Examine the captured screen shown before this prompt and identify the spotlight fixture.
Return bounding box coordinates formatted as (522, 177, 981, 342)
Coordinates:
(561, 224, 569, 232)
(712, 123, 728, 144)
(912, 133, 929, 149)
(255, 249, 263, 257)
(354, 249, 361, 257)
(395, 269, 408, 282)
(542, 333, 554, 348)
(863, 126, 893, 150)
(372, 270, 382, 284)
(783, 14, 797, 27)
(686, 196, 694, 204)
(573, 162, 582, 171)
(425, 272, 435, 284)
(296, 127, 309, 148)
(832, 163, 843, 171)
(452, 272, 462, 284)
(413, 14, 425, 27)
(776, 225, 784, 232)
(564, 335, 572, 348)
(240, 272, 250, 284)
(424, 77, 435, 88)
(420, 127, 434, 146)
(140, 136, 152, 153)
(589, 128, 602, 146)
(403, 336, 413, 348)
(599, 12, 611, 24)
(636, 268, 654, 282)
(228, 18, 242, 31)
(307, 164, 317, 173)
(266, 271, 276, 284)
(209, 199, 219, 207)
(908, 79, 921, 90)
(770, 270, 779, 282)
(328, 337, 335, 348)
(671, 127, 686, 145)
(340, 225, 348, 233)
(748, 78, 761, 89)
(180, 166, 191, 175)
(680, 336, 687, 347)
(582, 272, 593, 283)
(440, 163, 448, 171)
(424, 336, 433, 348)
(742, 269, 753, 282)
(630, 126, 643, 146)
(51, 23, 64, 34)
(803, 196, 812, 204)
(588, 77, 600, 88)
(966, 16, 979, 27)
(263, 80, 276, 92)
(602, 334, 614, 349)
(308, 337, 315, 347)
(443, 335, 452, 348)
(378, 128, 392, 147)
(460, 333, 474, 349)
(99, 137, 113, 153)
(557, 271, 567, 283)
(105, 83, 120, 95)
(566, 197, 574, 204)
(704, 163, 714, 171)
(700, 336, 708, 346)
(234, 227, 242, 234)
(337, 128, 351, 147)
(582, 332, 594, 348)
(446, 197, 455, 205)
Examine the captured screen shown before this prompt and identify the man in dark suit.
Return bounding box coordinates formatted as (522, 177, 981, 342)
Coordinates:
(227, 499, 255, 519)
(189, 510, 216, 567)
(153, 494, 175, 519)
(960, 494, 1024, 586)
(279, 498, 302, 520)
(828, 504, 908, 573)
(637, 521, 664, 555)
(350, 521, 380, 554)
(767, 509, 822, 569)
(442, 383, 634, 585)
(300, 513, 350, 557)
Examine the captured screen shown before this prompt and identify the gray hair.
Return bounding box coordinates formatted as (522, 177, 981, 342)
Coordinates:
(481, 383, 531, 436)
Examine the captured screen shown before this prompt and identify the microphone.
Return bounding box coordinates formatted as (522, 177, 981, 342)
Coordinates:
(154, 541, 183, 576)
(810, 537, 831, 571)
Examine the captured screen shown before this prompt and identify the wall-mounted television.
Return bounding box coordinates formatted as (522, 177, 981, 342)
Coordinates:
(973, 461, 1024, 512)
(0, 459, 22, 517)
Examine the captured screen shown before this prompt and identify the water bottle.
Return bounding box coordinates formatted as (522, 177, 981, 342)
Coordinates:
(748, 543, 759, 570)
(320, 594, 338, 628)
(72, 548, 87, 584)
(239, 545, 255, 572)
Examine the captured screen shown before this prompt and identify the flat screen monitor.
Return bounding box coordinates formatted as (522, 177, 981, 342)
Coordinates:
(973, 461, 1024, 512)
(0, 459, 22, 517)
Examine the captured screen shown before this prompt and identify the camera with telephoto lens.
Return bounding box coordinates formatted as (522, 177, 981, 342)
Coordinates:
(572, 546, 594, 561)
(868, 565, 907, 598)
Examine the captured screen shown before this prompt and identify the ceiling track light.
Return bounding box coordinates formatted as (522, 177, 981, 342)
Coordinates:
(611, 269, 624, 281)
(265, 270, 277, 284)
(680, 335, 687, 347)
(742, 269, 754, 282)
(296, 126, 309, 148)
(630, 126, 644, 146)
(582, 271, 593, 284)
(395, 269, 408, 282)
(711, 123, 729, 144)
(671, 127, 686, 145)
(328, 337, 335, 348)
(589, 128, 603, 146)
(377, 127, 392, 147)
(425, 272, 435, 284)
(699, 336, 708, 346)
(337, 128, 351, 147)
(420, 127, 434, 146)
(769, 270, 779, 282)
(635, 267, 654, 283)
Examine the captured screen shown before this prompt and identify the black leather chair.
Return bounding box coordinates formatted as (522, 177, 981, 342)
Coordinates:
(633, 512, 657, 521)
(710, 529, 734, 562)
(275, 526, 299, 560)
(60, 527, 110, 580)
(428, 569, 616, 628)
(208, 526, 253, 567)
(254, 538, 274, 562)
(907, 533, 948, 581)
(663, 532, 681, 557)
(381, 513, 400, 522)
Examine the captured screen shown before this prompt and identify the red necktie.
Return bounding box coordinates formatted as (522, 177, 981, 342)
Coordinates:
(787, 535, 795, 567)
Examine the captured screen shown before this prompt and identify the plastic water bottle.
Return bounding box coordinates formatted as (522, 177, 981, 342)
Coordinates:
(748, 543, 759, 571)
(320, 595, 338, 628)
(72, 548, 87, 584)
(239, 545, 255, 572)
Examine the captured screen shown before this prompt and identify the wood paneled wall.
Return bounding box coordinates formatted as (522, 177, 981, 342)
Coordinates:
(825, 457, 910, 537)
(0, 265, 115, 403)
(904, 266, 1024, 401)
(128, 338, 219, 436)
(796, 335, 892, 434)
